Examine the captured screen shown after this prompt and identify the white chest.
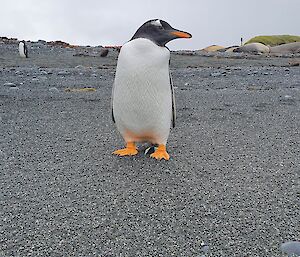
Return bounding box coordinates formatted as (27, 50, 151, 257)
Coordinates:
(115, 38, 170, 87)
(112, 38, 172, 143)
(19, 43, 26, 57)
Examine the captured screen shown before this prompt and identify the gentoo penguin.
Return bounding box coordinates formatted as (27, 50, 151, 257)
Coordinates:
(19, 40, 28, 58)
(112, 19, 192, 160)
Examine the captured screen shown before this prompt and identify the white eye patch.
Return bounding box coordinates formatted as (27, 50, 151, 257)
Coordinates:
(151, 19, 162, 27)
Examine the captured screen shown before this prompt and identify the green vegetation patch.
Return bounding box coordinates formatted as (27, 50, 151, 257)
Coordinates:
(245, 35, 300, 46)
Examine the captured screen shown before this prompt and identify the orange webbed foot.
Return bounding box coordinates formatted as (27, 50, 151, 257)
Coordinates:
(113, 142, 138, 156)
(150, 144, 170, 160)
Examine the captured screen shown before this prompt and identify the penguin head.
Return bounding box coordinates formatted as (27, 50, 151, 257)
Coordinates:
(131, 19, 192, 47)
(20, 40, 26, 45)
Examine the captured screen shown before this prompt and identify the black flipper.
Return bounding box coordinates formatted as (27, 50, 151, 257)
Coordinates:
(169, 63, 176, 128)
(111, 83, 115, 123)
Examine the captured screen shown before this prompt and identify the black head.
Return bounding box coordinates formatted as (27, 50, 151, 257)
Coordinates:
(130, 19, 192, 46)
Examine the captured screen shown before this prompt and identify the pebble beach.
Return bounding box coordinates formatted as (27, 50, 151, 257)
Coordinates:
(0, 39, 299, 256)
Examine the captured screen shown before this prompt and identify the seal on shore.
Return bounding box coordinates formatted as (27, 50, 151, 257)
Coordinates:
(233, 43, 270, 54)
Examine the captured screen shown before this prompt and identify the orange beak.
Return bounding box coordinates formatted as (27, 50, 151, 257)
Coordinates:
(171, 31, 192, 38)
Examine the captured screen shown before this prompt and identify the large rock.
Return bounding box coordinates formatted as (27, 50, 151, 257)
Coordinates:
(202, 45, 225, 52)
(270, 42, 300, 54)
(245, 35, 300, 46)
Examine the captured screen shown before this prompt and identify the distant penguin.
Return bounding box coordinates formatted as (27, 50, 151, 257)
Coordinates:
(19, 40, 28, 58)
(111, 19, 192, 160)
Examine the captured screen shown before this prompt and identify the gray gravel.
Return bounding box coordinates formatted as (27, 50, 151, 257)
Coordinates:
(0, 41, 300, 257)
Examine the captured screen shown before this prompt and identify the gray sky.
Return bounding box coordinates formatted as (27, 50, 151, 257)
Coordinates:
(1, 0, 299, 50)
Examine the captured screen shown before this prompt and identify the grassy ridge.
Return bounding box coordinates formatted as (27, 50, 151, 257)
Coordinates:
(245, 35, 300, 46)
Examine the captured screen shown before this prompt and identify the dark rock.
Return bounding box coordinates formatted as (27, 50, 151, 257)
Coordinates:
(100, 48, 109, 57)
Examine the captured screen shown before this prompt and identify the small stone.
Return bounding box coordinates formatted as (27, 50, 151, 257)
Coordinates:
(144, 146, 157, 155)
(3, 82, 16, 87)
(210, 72, 221, 77)
(58, 70, 70, 75)
(10, 86, 19, 90)
(40, 71, 48, 75)
(75, 65, 85, 69)
(39, 76, 47, 81)
(248, 71, 258, 75)
(200, 242, 209, 253)
(280, 241, 300, 256)
(184, 82, 189, 86)
(289, 61, 300, 67)
(49, 87, 59, 92)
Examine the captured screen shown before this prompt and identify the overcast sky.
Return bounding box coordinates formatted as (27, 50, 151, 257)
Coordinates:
(1, 0, 299, 50)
